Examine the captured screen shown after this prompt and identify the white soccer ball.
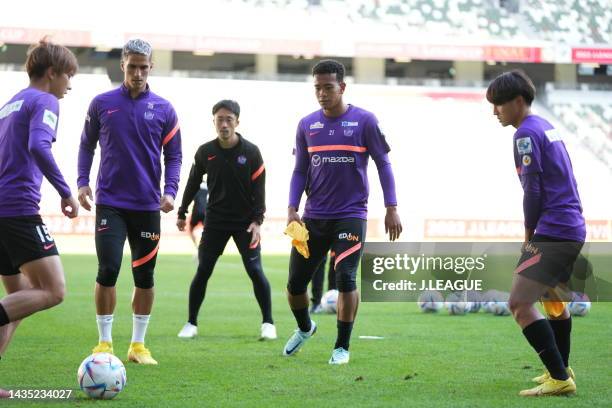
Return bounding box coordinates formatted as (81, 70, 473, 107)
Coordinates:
(320, 289, 339, 314)
(417, 290, 444, 313)
(490, 300, 511, 316)
(483, 291, 511, 316)
(468, 300, 481, 313)
(446, 301, 471, 315)
(445, 293, 471, 315)
(481, 290, 499, 313)
(465, 290, 482, 313)
(569, 292, 591, 317)
(77, 353, 126, 400)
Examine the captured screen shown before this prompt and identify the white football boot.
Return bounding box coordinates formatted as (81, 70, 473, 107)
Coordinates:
(177, 322, 198, 338)
(260, 323, 277, 340)
(282, 320, 317, 356)
(328, 347, 350, 365)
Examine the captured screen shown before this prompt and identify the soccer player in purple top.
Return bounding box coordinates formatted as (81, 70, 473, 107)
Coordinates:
(78, 39, 182, 365)
(282, 60, 402, 364)
(0, 40, 79, 397)
(487, 70, 585, 396)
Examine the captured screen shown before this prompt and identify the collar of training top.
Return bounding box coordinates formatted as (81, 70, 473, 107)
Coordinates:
(120, 83, 151, 99)
(215, 132, 244, 151)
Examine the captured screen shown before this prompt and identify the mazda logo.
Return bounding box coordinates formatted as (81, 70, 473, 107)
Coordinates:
(311, 154, 322, 167)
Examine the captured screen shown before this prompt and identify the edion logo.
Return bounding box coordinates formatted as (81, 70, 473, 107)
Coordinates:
(339, 232, 359, 241)
(141, 231, 160, 241)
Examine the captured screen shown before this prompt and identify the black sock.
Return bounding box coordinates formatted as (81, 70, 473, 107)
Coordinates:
(549, 317, 572, 368)
(522, 319, 568, 380)
(291, 307, 311, 333)
(0, 303, 9, 326)
(334, 320, 354, 350)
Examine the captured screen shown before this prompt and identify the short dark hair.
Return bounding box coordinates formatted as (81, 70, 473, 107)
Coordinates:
(212, 99, 240, 117)
(486, 70, 536, 106)
(25, 38, 78, 79)
(312, 59, 345, 82)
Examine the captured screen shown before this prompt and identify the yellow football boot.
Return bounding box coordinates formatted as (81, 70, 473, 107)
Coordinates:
(127, 342, 158, 365)
(532, 367, 575, 384)
(92, 341, 114, 355)
(520, 377, 576, 397)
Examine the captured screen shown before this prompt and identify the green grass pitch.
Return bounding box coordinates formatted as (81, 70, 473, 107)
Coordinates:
(1, 254, 610, 407)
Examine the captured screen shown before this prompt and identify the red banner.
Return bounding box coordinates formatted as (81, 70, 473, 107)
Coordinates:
(126, 33, 321, 55)
(356, 43, 542, 62)
(571, 47, 612, 64)
(0, 26, 544, 63)
(0, 27, 92, 47)
(483, 45, 541, 63)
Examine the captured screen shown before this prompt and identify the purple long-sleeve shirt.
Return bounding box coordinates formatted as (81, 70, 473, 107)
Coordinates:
(514, 115, 585, 241)
(521, 173, 542, 229)
(78, 84, 182, 211)
(0, 88, 71, 217)
(289, 104, 397, 219)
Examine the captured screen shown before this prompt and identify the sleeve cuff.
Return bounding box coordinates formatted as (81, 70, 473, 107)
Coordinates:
(59, 188, 72, 199)
(163, 189, 177, 199)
